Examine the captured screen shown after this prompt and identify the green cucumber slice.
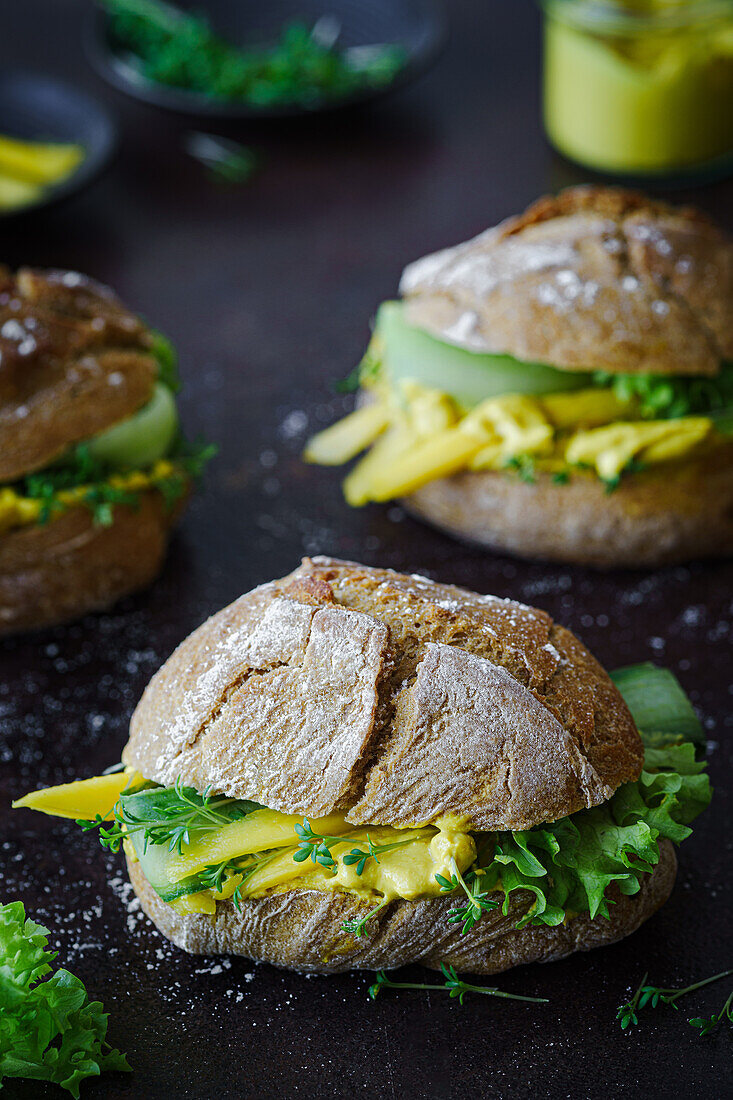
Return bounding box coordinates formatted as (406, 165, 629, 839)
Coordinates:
(375, 300, 590, 407)
(87, 382, 179, 470)
(129, 834, 203, 903)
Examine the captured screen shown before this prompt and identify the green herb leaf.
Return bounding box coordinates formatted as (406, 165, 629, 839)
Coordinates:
(0, 901, 130, 1097)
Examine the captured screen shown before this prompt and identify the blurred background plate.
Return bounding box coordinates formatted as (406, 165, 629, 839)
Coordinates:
(86, 0, 447, 119)
(0, 69, 117, 217)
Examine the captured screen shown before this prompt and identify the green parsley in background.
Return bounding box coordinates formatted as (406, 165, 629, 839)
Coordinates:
(104, 0, 406, 107)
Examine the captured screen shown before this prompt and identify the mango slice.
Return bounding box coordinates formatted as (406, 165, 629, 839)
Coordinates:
(13, 771, 142, 820)
(304, 402, 390, 466)
(167, 809, 352, 882)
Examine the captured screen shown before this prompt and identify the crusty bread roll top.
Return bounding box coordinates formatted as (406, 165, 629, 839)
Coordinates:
(400, 185, 733, 378)
(0, 267, 159, 483)
(124, 557, 643, 832)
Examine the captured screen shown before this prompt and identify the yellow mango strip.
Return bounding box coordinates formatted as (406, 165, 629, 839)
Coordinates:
(565, 417, 712, 480)
(0, 134, 83, 184)
(364, 423, 487, 502)
(239, 846, 324, 897)
(167, 809, 352, 882)
(169, 892, 216, 916)
(13, 770, 143, 821)
(541, 388, 634, 430)
(639, 419, 711, 464)
(303, 402, 390, 466)
(343, 420, 418, 505)
(0, 175, 43, 211)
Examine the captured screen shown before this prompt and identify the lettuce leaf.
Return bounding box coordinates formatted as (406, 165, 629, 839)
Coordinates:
(0, 900, 130, 1097)
(477, 742, 711, 928)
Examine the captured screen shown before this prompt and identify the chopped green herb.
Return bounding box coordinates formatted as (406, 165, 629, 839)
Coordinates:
(504, 453, 536, 483)
(594, 363, 733, 421)
(552, 470, 570, 485)
(0, 901, 130, 1097)
(104, 0, 406, 107)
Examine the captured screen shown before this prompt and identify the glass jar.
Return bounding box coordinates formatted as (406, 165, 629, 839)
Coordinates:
(541, 0, 733, 178)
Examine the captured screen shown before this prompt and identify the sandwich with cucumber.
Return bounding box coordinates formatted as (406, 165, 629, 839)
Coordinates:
(14, 558, 710, 974)
(305, 187, 733, 567)
(0, 266, 213, 635)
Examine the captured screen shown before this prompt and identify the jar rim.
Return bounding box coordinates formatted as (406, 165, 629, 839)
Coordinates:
(540, 0, 733, 34)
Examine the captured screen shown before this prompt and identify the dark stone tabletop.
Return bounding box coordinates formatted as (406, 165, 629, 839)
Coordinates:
(1, 2, 731, 1097)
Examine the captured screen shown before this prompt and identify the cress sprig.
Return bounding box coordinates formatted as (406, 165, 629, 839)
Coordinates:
(689, 991, 733, 1037)
(368, 963, 549, 1006)
(77, 777, 256, 855)
(436, 861, 499, 935)
(617, 969, 733, 1029)
(292, 818, 416, 874)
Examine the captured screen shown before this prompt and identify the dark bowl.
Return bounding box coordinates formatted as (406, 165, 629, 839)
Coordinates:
(0, 69, 117, 218)
(86, 0, 447, 119)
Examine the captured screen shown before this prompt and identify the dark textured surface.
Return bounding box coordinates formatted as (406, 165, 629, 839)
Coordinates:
(1, 2, 732, 1098)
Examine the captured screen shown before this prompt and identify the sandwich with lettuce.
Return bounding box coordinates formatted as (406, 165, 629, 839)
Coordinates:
(305, 187, 733, 568)
(14, 558, 710, 975)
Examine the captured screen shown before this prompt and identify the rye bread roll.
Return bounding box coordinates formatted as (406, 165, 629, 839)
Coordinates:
(391, 186, 733, 566)
(122, 558, 673, 974)
(0, 266, 186, 636)
(0, 490, 183, 638)
(0, 267, 158, 483)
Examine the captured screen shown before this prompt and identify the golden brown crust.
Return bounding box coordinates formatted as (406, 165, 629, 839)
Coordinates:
(123, 558, 642, 831)
(402, 440, 733, 569)
(0, 267, 157, 481)
(0, 489, 183, 637)
(400, 185, 733, 376)
(127, 839, 676, 974)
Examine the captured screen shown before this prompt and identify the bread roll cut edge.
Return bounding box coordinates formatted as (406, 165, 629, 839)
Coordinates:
(127, 840, 676, 975)
(0, 488, 186, 637)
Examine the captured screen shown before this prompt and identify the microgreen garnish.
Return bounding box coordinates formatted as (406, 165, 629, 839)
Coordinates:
(504, 453, 536, 484)
(594, 363, 733, 421)
(436, 863, 499, 935)
(689, 991, 733, 1037)
(617, 969, 733, 1029)
(78, 777, 258, 855)
(342, 896, 390, 939)
(368, 963, 549, 1005)
(292, 819, 415, 874)
(552, 470, 570, 485)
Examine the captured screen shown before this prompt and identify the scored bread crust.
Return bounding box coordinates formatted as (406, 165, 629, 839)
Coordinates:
(400, 185, 733, 376)
(402, 440, 733, 569)
(0, 489, 184, 637)
(123, 557, 642, 832)
(127, 840, 676, 975)
(0, 267, 158, 482)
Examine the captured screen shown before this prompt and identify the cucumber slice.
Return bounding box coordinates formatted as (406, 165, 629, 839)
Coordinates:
(130, 835, 203, 903)
(87, 382, 179, 470)
(376, 300, 590, 407)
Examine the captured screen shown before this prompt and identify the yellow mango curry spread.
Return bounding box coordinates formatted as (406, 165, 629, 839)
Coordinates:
(0, 459, 179, 536)
(13, 771, 478, 919)
(304, 374, 717, 502)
